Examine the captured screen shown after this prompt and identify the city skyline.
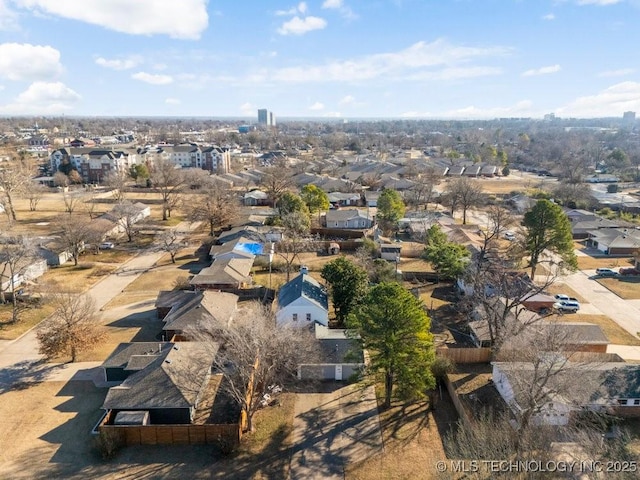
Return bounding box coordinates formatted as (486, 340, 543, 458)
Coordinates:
(1, 1, 640, 119)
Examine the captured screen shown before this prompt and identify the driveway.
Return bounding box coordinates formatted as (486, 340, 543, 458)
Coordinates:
(561, 269, 640, 338)
(0, 221, 199, 386)
(289, 383, 383, 480)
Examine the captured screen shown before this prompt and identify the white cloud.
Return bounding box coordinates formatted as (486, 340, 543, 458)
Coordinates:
(240, 102, 255, 115)
(0, 0, 19, 30)
(321, 0, 356, 19)
(322, 0, 343, 8)
(309, 101, 325, 110)
(557, 81, 640, 117)
(0, 43, 62, 81)
(131, 72, 173, 85)
(12, 0, 208, 39)
(339, 95, 355, 105)
(95, 55, 141, 71)
(278, 15, 327, 35)
(271, 39, 509, 82)
(0, 85, 4, 91)
(576, 0, 621, 5)
(0, 81, 81, 114)
(165, 98, 181, 105)
(276, 2, 308, 16)
(323, 111, 342, 117)
(521, 64, 561, 77)
(542, 13, 556, 20)
(598, 68, 635, 77)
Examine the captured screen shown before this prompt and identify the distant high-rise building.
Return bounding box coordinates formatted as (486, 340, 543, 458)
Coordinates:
(269, 111, 276, 127)
(258, 109, 268, 125)
(623, 111, 636, 123)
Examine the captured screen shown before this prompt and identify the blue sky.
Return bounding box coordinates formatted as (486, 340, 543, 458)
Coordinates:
(1, 0, 639, 119)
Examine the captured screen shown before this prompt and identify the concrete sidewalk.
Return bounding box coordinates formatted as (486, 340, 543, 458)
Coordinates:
(289, 383, 383, 480)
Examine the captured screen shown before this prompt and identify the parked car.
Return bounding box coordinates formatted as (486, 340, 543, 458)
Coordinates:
(503, 231, 516, 241)
(554, 294, 578, 302)
(554, 300, 580, 313)
(99, 242, 115, 250)
(595, 268, 618, 277)
(619, 267, 640, 276)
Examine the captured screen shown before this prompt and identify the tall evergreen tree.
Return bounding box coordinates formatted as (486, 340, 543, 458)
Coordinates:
(348, 283, 435, 409)
(321, 257, 369, 324)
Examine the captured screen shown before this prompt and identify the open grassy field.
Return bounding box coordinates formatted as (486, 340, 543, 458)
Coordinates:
(576, 255, 633, 271)
(597, 277, 640, 300)
(38, 263, 118, 293)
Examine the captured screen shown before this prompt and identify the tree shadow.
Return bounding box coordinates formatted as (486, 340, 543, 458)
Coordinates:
(0, 359, 58, 394)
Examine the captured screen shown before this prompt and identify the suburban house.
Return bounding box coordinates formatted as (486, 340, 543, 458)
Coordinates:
(327, 192, 361, 207)
(324, 209, 374, 229)
(161, 291, 238, 340)
(209, 237, 262, 262)
(276, 273, 329, 327)
(101, 342, 218, 425)
(363, 191, 381, 208)
(189, 257, 254, 291)
(492, 362, 640, 426)
(36, 238, 74, 266)
(155, 290, 195, 319)
(243, 190, 269, 206)
(587, 228, 640, 255)
(0, 257, 48, 293)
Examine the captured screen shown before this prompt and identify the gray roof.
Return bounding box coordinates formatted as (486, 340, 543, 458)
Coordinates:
(103, 342, 218, 411)
(163, 290, 238, 333)
(325, 209, 372, 222)
(278, 273, 328, 310)
(155, 290, 196, 310)
(588, 228, 640, 248)
(494, 362, 640, 407)
(102, 342, 168, 370)
(190, 257, 254, 286)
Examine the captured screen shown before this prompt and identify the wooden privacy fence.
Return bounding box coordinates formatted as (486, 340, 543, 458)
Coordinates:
(99, 412, 242, 447)
(444, 376, 473, 429)
(436, 347, 492, 364)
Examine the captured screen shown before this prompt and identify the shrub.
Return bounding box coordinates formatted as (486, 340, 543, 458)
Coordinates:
(94, 429, 124, 460)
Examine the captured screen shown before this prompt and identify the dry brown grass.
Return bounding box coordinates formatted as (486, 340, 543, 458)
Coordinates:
(121, 265, 195, 293)
(596, 277, 640, 300)
(418, 283, 453, 310)
(576, 255, 632, 270)
(39, 263, 118, 293)
(102, 292, 157, 309)
(346, 382, 457, 480)
(0, 303, 56, 340)
(553, 313, 640, 346)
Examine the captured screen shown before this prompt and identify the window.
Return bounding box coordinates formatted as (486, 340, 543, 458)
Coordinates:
(292, 313, 298, 322)
(306, 313, 312, 322)
(633, 399, 640, 406)
(617, 399, 628, 406)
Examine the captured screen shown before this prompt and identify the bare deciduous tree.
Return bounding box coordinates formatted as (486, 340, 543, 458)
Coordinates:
(275, 211, 316, 282)
(111, 201, 143, 242)
(104, 170, 129, 203)
(444, 176, 484, 224)
(0, 159, 31, 222)
(259, 166, 293, 209)
(59, 217, 100, 265)
(0, 234, 40, 323)
(150, 158, 184, 220)
(159, 229, 182, 264)
(36, 292, 105, 362)
(62, 189, 81, 215)
(189, 302, 319, 433)
(185, 180, 238, 236)
(22, 181, 47, 212)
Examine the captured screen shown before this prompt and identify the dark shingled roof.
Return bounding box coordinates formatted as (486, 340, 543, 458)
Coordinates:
(103, 342, 218, 411)
(278, 273, 328, 310)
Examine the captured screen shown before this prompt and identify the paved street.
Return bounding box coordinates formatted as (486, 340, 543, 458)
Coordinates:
(0, 221, 199, 387)
(289, 383, 383, 480)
